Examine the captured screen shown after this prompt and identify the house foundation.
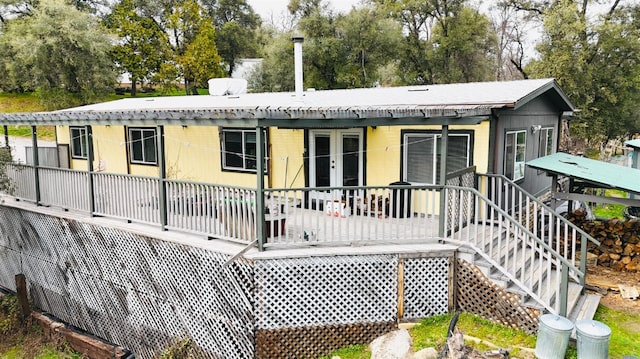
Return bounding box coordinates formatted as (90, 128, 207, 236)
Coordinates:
(0, 203, 541, 358)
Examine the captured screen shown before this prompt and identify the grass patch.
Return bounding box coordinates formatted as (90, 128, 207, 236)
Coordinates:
(0, 294, 81, 359)
(594, 306, 640, 358)
(319, 344, 369, 359)
(0, 93, 45, 113)
(411, 313, 535, 356)
(323, 307, 638, 358)
(591, 189, 627, 219)
(323, 313, 537, 358)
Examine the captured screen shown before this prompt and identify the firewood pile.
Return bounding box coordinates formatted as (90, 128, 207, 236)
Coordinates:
(567, 209, 640, 272)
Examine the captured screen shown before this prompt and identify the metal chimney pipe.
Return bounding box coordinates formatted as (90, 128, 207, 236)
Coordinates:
(292, 36, 304, 98)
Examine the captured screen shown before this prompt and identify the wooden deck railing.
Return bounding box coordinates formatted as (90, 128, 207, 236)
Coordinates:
(476, 173, 600, 285)
(4, 164, 593, 313)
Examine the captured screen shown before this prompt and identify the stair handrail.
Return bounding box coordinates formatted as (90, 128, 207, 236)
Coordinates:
(444, 185, 586, 315)
(476, 173, 600, 283)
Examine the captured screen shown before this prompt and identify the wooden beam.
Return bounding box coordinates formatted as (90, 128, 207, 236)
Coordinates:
(14, 274, 30, 321)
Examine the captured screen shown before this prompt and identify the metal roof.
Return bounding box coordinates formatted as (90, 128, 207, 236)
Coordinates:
(625, 139, 640, 149)
(527, 152, 640, 195)
(0, 78, 573, 127)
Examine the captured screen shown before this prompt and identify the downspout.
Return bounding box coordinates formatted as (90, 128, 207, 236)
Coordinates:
(256, 127, 266, 251)
(86, 126, 95, 216)
(157, 125, 168, 231)
(31, 126, 40, 206)
(438, 125, 449, 238)
(488, 109, 499, 174)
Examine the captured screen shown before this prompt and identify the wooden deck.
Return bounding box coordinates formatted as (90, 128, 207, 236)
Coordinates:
(265, 208, 442, 246)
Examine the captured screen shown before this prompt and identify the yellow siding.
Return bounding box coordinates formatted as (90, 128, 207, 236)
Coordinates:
(366, 121, 491, 185)
(164, 126, 218, 181)
(163, 126, 305, 188)
(92, 126, 129, 174)
(55, 121, 489, 188)
(366, 126, 402, 186)
(472, 121, 491, 174)
(268, 129, 305, 189)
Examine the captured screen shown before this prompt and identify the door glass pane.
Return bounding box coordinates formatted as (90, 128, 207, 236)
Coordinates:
(342, 135, 359, 186)
(315, 135, 330, 187)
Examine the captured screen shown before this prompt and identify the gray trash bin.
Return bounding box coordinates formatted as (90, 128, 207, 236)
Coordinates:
(389, 181, 411, 218)
(576, 319, 611, 359)
(535, 314, 574, 359)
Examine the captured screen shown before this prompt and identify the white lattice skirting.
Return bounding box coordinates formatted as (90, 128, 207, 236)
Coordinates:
(0, 205, 452, 358)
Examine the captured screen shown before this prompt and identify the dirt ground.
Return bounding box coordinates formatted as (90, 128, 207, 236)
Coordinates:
(586, 265, 640, 313)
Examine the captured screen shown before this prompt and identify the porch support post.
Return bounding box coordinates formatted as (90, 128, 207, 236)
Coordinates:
(632, 150, 638, 199)
(438, 125, 449, 238)
(559, 261, 569, 316)
(31, 126, 40, 205)
(549, 174, 558, 242)
(157, 125, 168, 230)
(86, 126, 95, 216)
(3, 125, 8, 148)
(256, 127, 266, 251)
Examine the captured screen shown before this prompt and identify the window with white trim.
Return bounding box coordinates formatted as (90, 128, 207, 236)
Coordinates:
(70, 126, 88, 159)
(402, 132, 471, 185)
(128, 127, 157, 165)
(505, 130, 526, 181)
(222, 129, 267, 172)
(539, 127, 554, 157)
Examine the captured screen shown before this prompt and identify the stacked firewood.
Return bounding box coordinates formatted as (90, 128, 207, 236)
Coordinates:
(567, 209, 640, 272)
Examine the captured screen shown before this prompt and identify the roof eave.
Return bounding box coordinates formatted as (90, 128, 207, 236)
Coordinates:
(513, 79, 576, 112)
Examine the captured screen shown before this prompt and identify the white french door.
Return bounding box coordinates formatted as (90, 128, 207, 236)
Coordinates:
(309, 129, 363, 203)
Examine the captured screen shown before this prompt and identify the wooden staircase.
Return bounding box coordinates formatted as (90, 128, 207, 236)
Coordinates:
(456, 235, 600, 324)
(443, 174, 602, 324)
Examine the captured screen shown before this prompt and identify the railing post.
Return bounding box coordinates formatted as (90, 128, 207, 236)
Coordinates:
(438, 125, 449, 238)
(86, 126, 95, 216)
(256, 127, 265, 251)
(31, 126, 40, 205)
(560, 261, 569, 316)
(579, 230, 588, 286)
(3, 125, 8, 148)
(157, 125, 168, 230)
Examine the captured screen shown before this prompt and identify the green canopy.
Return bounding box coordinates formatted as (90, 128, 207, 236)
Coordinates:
(527, 152, 640, 196)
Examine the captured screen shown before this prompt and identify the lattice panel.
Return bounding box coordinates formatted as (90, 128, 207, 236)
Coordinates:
(402, 257, 450, 319)
(456, 259, 540, 334)
(0, 247, 21, 291)
(0, 206, 256, 359)
(254, 255, 397, 329)
(256, 322, 397, 359)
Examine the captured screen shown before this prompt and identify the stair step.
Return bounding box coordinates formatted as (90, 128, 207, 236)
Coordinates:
(569, 293, 601, 339)
(568, 293, 601, 323)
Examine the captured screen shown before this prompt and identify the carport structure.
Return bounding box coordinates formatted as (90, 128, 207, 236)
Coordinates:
(527, 152, 640, 215)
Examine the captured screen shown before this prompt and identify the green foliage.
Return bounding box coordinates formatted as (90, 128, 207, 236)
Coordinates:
(202, 0, 261, 76)
(428, 7, 498, 83)
(104, 0, 170, 96)
(158, 0, 225, 95)
(0, 0, 117, 109)
(251, 1, 404, 91)
(526, 0, 640, 144)
(0, 147, 15, 195)
(159, 337, 205, 359)
(177, 19, 225, 91)
(0, 295, 20, 336)
(369, 0, 499, 85)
